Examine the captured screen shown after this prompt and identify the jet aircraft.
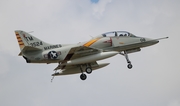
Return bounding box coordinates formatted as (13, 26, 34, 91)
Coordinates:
(15, 30, 168, 80)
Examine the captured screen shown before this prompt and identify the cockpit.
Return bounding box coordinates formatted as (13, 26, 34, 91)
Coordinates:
(98, 31, 137, 38)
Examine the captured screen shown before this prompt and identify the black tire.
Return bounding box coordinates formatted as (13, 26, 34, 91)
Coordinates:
(127, 64, 133, 69)
(85, 67, 92, 74)
(80, 74, 87, 80)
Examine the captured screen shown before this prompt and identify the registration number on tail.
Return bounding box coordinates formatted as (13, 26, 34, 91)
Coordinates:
(29, 41, 43, 47)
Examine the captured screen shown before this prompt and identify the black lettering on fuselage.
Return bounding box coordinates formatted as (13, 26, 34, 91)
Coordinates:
(44, 44, 62, 50)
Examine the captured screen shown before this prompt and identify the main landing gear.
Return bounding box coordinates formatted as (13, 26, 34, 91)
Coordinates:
(80, 73, 87, 80)
(122, 51, 133, 69)
(80, 65, 92, 80)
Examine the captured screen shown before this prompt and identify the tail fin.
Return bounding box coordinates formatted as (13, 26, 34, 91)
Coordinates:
(15, 30, 51, 50)
(15, 30, 51, 56)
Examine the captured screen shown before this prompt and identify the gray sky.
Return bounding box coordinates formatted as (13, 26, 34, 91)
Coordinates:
(0, 0, 180, 106)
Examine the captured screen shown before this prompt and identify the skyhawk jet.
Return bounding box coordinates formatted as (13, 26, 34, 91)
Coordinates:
(15, 30, 168, 80)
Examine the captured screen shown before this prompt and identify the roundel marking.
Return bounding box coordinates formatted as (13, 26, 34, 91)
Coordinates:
(48, 51, 58, 59)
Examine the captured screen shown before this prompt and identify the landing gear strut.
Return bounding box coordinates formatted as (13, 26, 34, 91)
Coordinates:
(80, 65, 87, 80)
(124, 51, 133, 69)
(86, 67, 92, 74)
(85, 64, 92, 74)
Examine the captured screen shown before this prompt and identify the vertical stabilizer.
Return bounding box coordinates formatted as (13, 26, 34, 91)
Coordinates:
(15, 30, 51, 51)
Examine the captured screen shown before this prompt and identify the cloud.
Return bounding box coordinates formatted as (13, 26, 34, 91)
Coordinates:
(92, 0, 112, 19)
(168, 99, 180, 106)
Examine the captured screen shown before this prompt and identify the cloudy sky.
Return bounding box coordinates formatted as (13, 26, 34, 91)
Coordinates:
(0, 0, 180, 106)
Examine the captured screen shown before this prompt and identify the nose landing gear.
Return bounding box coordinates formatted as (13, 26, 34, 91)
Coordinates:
(124, 51, 133, 69)
(127, 63, 133, 69)
(120, 51, 133, 69)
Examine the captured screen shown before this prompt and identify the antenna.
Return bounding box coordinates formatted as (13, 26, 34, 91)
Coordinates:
(89, 35, 94, 39)
(28, 31, 34, 33)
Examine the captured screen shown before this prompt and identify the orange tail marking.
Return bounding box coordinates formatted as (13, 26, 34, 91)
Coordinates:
(15, 32, 25, 49)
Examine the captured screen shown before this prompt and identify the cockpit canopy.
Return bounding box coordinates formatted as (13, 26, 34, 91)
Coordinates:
(97, 31, 136, 38)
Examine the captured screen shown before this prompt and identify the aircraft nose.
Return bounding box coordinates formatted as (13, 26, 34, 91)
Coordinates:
(151, 39, 159, 44)
(143, 38, 159, 46)
(145, 38, 157, 42)
(143, 36, 168, 47)
(148, 37, 169, 44)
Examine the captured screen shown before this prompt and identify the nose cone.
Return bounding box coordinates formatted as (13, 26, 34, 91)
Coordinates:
(150, 39, 159, 45)
(142, 38, 159, 47)
(140, 37, 168, 48)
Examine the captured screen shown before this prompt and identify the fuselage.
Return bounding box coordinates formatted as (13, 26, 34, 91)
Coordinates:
(23, 31, 159, 63)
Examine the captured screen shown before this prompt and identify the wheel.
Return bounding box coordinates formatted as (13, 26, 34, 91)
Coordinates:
(85, 67, 92, 74)
(80, 74, 87, 80)
(127, 64, 133, 69)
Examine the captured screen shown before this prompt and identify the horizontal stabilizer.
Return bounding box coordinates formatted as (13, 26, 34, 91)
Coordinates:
(18, 46, 42, 56)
